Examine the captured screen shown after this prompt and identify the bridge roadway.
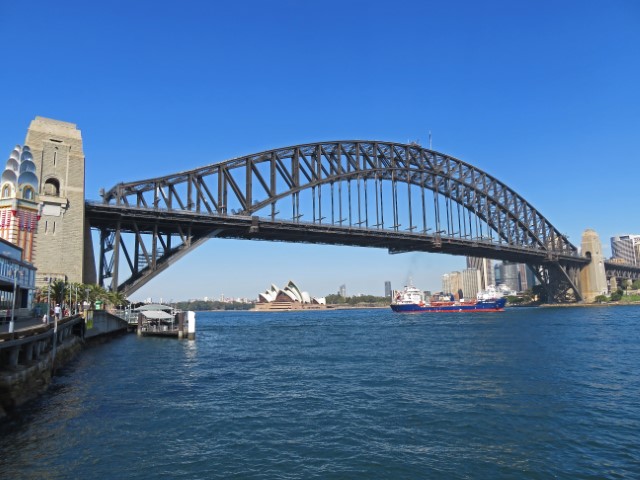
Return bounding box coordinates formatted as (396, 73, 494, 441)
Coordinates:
(86, 202, 589, 267)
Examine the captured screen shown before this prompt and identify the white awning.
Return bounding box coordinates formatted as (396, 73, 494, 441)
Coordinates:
(140, 310, 174, 320)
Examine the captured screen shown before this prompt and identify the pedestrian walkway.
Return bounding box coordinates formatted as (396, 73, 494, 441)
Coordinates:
(0, 316, 47, 334)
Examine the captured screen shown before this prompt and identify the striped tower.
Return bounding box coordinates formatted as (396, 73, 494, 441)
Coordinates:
(0, 145, 41, 262)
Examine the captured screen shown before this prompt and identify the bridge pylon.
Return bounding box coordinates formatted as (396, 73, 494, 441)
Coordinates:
(578, 229, 608, 301)
(25, 117, 96, 287)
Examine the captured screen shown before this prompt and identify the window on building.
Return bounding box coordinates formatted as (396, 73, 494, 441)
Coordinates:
(22, 187, 34, 200)
(1, 185, 10, 198)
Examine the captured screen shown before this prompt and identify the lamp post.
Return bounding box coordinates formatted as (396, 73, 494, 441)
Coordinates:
(52, 278, 58, 360)
(8, 267, 19, 336)
(46, 277, 51, 324)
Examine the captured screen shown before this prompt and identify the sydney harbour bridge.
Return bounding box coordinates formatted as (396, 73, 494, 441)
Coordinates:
(83, 140, 640, 303)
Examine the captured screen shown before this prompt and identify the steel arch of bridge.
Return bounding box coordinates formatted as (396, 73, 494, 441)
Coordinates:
(88, 141, 589, 300)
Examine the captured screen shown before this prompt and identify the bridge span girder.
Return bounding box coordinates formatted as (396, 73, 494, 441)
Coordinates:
(88, 140, 591, 302)
(86, 204, 589, 300)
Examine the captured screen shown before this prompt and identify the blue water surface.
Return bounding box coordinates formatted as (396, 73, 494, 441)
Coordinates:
(1, 306, 639, 479)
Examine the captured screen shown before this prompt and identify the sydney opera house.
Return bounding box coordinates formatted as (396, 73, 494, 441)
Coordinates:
(255, 280, 327, 311)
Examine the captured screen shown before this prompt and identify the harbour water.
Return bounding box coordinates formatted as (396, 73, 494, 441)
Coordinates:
(1, 306, 639, 479)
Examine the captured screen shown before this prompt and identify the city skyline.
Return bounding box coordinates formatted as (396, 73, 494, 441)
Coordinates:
(1, 1, 639, 301)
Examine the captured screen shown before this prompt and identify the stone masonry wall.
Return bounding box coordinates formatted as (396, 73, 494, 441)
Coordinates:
(24, 117, 89, 285)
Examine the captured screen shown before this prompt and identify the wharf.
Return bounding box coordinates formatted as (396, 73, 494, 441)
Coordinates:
(130, 306, 196, 340)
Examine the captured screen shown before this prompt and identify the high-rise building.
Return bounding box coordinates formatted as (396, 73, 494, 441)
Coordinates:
(461, 268, 481, 299)
(24, 117, 96, 286)
(517, 263, 537, 291)
(493, 261, 537, 292)
(466, 257, 494, 289)
(610, 234, 640, 266)
(384, 281, 391, 297)
(442, 272, 461, 297)
(494, 262, 502, 286)
(339, 284, 347, 297)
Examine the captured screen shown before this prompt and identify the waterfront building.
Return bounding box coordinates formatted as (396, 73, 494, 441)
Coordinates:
(610, 234, 640, 266)
(0, 237, 36, 315)
(24, 117, 96, 287)
(384, 281, 392, 298)
(256, 280, 326, 311)
(0, 145, 41, 263)
(0, 144, 41, 315)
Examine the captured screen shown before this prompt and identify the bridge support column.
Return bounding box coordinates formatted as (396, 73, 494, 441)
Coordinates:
(533, 262, 583, 303)
(579, 229, 608, 302)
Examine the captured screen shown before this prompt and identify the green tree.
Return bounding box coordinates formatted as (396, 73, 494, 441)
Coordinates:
(531, 285, 548, 303)
(85, 284, 106, 307)
(325, 294, 345, 304)
(106, 290, 128, 309)
(610, 290, 623, 302)
(50, 280, 68, 306)
(594, 294, 608, 303)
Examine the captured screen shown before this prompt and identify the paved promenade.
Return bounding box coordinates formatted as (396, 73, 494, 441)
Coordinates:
(0, 316, 50, 334)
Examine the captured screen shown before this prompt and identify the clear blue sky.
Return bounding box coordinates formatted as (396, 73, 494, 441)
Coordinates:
(1, 0, 639, 302)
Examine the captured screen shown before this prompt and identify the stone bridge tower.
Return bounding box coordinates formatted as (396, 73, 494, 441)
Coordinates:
(24, 117, 96, 287)
(579, 229, 608, 302)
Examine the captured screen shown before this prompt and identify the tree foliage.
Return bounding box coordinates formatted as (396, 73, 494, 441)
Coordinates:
(610, 290, 623, 302)
(325, 294, 388, 306)
(174, 300, 253, 311)
(35, 282, 130, 309)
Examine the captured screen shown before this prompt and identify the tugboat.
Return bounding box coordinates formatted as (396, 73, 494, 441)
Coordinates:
(390, 284, 507, 313)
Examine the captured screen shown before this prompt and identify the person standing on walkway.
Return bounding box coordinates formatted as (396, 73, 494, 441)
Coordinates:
(54, 304, 61, 320)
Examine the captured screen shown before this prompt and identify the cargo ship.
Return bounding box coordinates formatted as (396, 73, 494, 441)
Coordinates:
(390, 284, 507, 313)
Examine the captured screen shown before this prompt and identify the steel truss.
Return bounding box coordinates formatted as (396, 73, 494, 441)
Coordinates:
(89, 141, 590, 299)
(604, 260, 640, 285)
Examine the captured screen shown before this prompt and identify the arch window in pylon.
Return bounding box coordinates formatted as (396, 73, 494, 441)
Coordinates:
(44, 178, 60, 197)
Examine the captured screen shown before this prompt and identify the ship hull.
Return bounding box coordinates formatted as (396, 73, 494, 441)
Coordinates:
(390, 298, 506, 313)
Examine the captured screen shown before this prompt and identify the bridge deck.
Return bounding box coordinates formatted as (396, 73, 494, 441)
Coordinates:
(86, 202, 589, 266)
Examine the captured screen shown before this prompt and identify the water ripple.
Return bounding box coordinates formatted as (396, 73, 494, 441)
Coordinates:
(1, 307, 640, 478)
